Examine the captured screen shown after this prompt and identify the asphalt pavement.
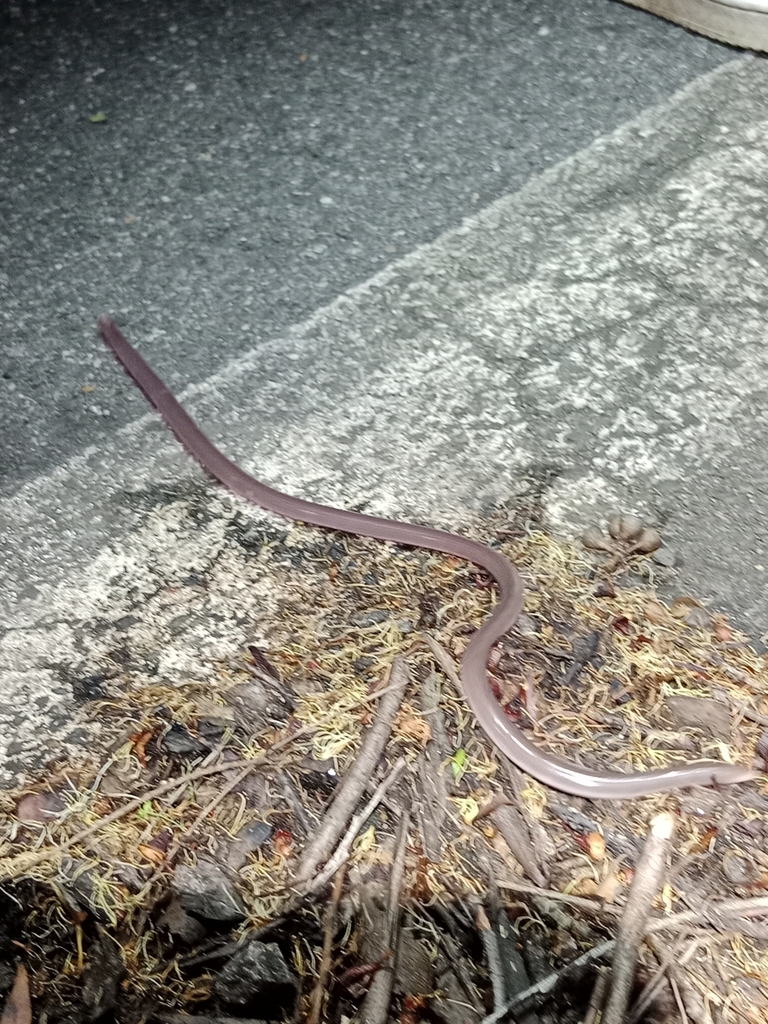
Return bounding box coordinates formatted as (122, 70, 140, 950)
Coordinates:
(0, 0, 735, 489)
(3, 1, 768, 786)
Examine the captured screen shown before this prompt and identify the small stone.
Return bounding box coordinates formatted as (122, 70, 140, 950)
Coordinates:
(58, 858, 115, 923)
(653, 546, 677, 568)
(81, 937, 125, 1021)
(686, 606, 713, 630)
(173, 859, 247, 922)
(224, 821, 273, 871)
(16, 790, 66, 823)
(215, 940, 298, 1015)
(161, 723, 209, 756)
(226, 676, 296, 731)
(664, 695, 731, 740)
(159, 897, 208, 945)
(350, 608, 390, 627)
(514, 612, 539, 635)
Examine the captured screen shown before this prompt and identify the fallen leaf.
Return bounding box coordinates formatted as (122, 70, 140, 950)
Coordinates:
(681, 826, 718, 855)
(644, 602, 669, 625)
(453, 796, 479, 825)
(129, 729, 153, 767)
(81, 384, 95, 394)
(124, 213, 137, 224)
(712, 614, 733, 642)
(451, 748, 467, 779)
(273, 829, 293, 858)
(612, 616, 632, 636)
(139, 827, 173, 863)
(136, 801, 156, 821)
(571, 877, 599, 897)
(595, 872, 623, 903)
(247, 645, 281, 681)
(89, 111, 106, 123)
(665, 696, 731, 739)
(0, 964, 32, 1024)
(629, 634, 653, 651)
(16, 790, 65, 823)
(138, 844, 166, 865)
(396, 712, 431, 745)
(580, 832, 606, 861)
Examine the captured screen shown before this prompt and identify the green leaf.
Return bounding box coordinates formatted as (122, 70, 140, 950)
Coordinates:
(89, 111, 107, 123)
(451, 748, 467, 778)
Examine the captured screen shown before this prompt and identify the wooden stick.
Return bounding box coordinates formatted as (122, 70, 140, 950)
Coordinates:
(602, 812, 675, 1024)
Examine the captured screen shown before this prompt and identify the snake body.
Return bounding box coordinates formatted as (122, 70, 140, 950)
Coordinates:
(98, 315, 757, 798)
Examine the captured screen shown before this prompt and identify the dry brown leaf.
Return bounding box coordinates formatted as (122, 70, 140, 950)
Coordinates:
(712, 614, 733, 642)
(571, 877, 599, 897)
(644, 602, 669, 625)
(15, 791, 65, 824)
(138, 844, 166, 864)
(274, 829, 293, 858)
(595, 871, 623, 903)
(0, 964, 32, 1024)
(396, 712, 431, 745)
(582, 832, 606, 862)
(129, 730, 153, 767)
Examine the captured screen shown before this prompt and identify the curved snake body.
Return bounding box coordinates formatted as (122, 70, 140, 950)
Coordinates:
(98, 315, 757, 798)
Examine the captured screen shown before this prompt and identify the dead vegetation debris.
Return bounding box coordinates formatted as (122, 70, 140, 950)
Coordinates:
(0, 509, 767, 1024)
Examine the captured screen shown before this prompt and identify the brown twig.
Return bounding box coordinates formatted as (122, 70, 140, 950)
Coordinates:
(670, 975, 690, 1024)
(362, 805, 411, 1024)
(165, 761, 257, 865)
(0, 757, 268, 879)
(476, 903, 506, 1011)
(494, 878, 621, 920)
(308, 864, 347, 1024)
(491, 805, 548, 889)
(602, 812, 675, 1024)
(628, 937, 703, 1024)
(414, 669, 451, 862)
(152, 1016, 268, 1024)
(647, 936, 712, 1024)
(293, 658, 410, 884)
(305, 758, 408, 894)
(431, 906, 486, 1015)
(500, 758, 550, 884)
(423, 633, 463, 692)
(583, 967, 609, 1024)
(478, 871, 767, 1023)
(648, 894, 768, 936)
(165, 733, 232, 806)
(479, 939, 615, 1024)
(386, 802, 411, 943)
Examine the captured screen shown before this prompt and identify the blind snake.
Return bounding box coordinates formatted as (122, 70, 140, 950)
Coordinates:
(98, 315, 757, 799)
